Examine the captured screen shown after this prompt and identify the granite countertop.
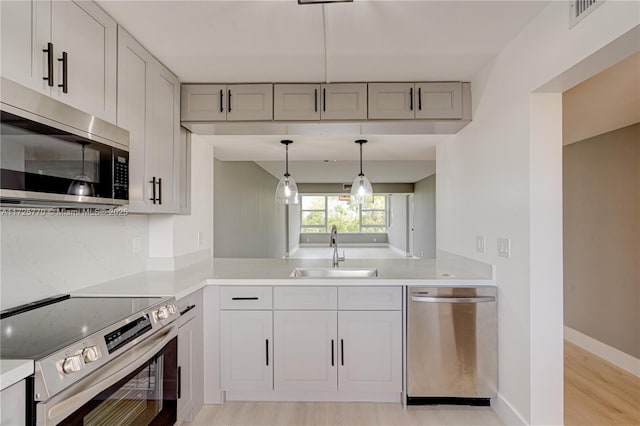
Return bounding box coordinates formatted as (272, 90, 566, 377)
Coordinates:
(1, 359, 33, 391)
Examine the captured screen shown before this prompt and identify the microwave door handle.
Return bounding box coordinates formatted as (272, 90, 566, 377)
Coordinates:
(42, 325, 177, 425)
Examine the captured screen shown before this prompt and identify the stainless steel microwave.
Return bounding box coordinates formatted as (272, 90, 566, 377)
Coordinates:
(0, 78, 129, 209)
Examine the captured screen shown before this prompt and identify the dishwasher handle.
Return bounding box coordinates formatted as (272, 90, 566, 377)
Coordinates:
(410, 295, 495, 303)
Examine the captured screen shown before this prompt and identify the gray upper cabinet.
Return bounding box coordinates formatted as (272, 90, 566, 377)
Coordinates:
(320, 83, 367, 120)
(368, 83, 416, 120)
(181, 83, 272, 121)
(415, 82, 462, 119)
(1, 0, 117, 124)
(274, 84, 320, 121)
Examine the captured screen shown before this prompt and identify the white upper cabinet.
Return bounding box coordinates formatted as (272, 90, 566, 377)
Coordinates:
(368, 82, 416, 120)
(415, 82, 463, 119)
(1, 0, 117, 123)
(181, 84, 272, 121)
(273, 84, 321, 121)
(0, 0, 51, 95)
(50, 0, 117, 123)
(320, 83, 368, 120)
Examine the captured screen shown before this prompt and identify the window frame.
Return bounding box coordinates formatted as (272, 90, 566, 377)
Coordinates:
(300, 195, 328, 233)
(299, 194, 388, 233)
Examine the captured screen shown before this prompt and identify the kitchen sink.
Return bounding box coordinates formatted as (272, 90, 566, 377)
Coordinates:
(290, 268, 380, 278)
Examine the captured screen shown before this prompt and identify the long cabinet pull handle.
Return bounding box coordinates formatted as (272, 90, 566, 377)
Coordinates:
(228, 89, 232, 113)
(43, 42, 54, 87)
(409, 87, 414, 111)
(331, 339, 334, 366)
(418, 87, 422, 111)
(157, 177, 162, 205)
(410, 296, 496, 303)
(149, 177, 157, 204)
(314, 88, 318, 112)
(340, 339, 344, 366)
(58, 52, 68, 93)
(231, 297, 258, 301)
(219, 89, 224, 113)
(177, 366, 182, 399)
(266, 339, 269, 366)
(323, 88, 326, 112)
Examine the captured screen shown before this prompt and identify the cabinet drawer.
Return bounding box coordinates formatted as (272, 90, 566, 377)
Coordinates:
(274, 287, 337, 310)
(177, 289, 202, 326)
(338, 287, 402, 310)
(220, 286, 273, 309)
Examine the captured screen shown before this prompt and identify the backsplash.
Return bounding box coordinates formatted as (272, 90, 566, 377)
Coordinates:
(1, 213, 149, 310)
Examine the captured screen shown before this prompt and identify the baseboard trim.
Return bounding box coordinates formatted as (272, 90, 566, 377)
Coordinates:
(564, 326, 640, 377)
(492, 393, 527, 426)
(224, 391, 401, 403)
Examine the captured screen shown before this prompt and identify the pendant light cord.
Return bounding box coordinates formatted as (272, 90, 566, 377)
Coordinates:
(285, 143, 290, 177)
(359, 142, 363, 176)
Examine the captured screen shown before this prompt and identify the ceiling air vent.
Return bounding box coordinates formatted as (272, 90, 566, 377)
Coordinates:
(570, 0, 604, 28)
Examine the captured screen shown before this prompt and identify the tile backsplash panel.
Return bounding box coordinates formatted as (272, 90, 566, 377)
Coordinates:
(1, 213, 149, 310)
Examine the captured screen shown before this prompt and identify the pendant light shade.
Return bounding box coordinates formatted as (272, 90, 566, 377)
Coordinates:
(275, 140, 299, 205)
(68, 142, 96, 197)
(350, 139, 374, 206)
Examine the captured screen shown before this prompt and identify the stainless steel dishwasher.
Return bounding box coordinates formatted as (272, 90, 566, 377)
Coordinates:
(407, 287, 497, 405)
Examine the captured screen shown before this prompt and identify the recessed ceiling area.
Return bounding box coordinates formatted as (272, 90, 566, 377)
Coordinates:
(96, 1, 549, 83)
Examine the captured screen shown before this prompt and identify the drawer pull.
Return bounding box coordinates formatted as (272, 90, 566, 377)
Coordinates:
(231, 297, 259, 301)
(179, 304, 195, 316)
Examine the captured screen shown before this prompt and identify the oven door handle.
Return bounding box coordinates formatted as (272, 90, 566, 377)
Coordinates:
(39, 324, 177, 426)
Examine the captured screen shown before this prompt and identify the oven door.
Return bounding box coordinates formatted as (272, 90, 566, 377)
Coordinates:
(35, 324, 177, 426)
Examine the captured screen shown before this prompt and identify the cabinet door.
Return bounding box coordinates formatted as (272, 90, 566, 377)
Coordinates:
(0, 381, 26, 426)
(227, 84, 273, 121)
(320, 83, 367, 120)
(50, 0, 117, 123)
(274, 311, 337, 391)
(181, 84, 226, 121)
(0, 0, 51, 94)
(415, 82, 462, 119)
(338, 311, 402, 392)
(367, 82, 415, 120)
(220, 311, 273, 391)
(116, 27, 153, 212)
(177, 317, 195, 424)
(274, 84, 320, 121)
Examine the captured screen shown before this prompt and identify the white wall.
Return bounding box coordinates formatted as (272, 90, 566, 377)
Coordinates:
(288, 203, 301, 255)
(387, 194, 407, 254)
(436, 2, 639, 424)
(414, 175, 437, 258)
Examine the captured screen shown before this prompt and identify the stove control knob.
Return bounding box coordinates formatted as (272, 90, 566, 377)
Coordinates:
(156, 306, 170, 320)
(62, 355, 84, 374)
(82, 346, 101, 363)
(167, 304, 177, 315)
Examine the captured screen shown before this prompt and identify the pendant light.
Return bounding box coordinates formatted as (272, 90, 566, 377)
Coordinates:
(67, 142, 96, 197)
(275, 140, 299, 204)
(350, 139, 374, 206)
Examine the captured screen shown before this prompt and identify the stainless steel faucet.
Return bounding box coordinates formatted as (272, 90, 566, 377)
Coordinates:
(330, 225, 345, 268)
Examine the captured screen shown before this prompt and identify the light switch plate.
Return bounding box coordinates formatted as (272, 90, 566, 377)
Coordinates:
(197, 231, 204, 246)
(497, 238, 511, 258)
(132, 236, 141, 254)
(476, 236, 486, 253)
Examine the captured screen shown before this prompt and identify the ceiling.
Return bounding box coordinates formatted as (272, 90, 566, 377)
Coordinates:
(97, 0, 548, 83)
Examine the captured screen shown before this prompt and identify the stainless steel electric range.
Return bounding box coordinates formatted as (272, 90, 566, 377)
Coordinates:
(0, 294, 180, 425)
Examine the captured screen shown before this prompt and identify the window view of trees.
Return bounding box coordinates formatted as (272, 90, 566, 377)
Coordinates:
(300, 195, 387, 233)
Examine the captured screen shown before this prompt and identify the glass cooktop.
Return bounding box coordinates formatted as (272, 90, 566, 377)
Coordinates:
(0, 296, 165, 360)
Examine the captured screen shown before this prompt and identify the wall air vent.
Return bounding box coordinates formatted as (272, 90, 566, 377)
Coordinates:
(343, 184, 352, 192)
(570, 0, 604, 28)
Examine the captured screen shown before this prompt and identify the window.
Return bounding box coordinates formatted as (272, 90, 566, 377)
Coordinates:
(300, 195, 387, 233)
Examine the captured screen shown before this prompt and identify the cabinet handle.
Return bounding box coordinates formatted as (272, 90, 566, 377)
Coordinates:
(58, 51, 68, 93)
(314, 88, 318, 113)
(228, 89, 232, 113)
(177, 366, 182, 399)
(409, 87, 413, 111)
(231, 297, 258, 301)
(323, 88, 326, 112)
(219, 89, 224, 113)
(157, 177, 162, 205)
(340, 339, 344, 366)
(331, 339, 334, 366)
(43, 42, 54, 87)
(149, 177, 157, 204)
(265, 339, 269, 366)
(418, 87, 422, 111)
(180, 304, 196, 316)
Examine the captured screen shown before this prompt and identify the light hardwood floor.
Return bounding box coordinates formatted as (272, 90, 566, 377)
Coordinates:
(565, 341, 640, 426)
(191, 402, 503, 426)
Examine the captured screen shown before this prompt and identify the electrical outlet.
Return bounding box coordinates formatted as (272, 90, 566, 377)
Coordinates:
(497, 238, 511, 258)
(197, 231, 204, 246)
(476, 235, 486, 253)
(131, 237, 141, 254)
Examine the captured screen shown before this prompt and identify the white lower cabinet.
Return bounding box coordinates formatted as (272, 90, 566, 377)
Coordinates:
(220, 310, 273, 391)
(1, 380, 25, 426)
(177, 290, 204, 425)
(338, 311, 403, 392)
(274, 310, 337, 391)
